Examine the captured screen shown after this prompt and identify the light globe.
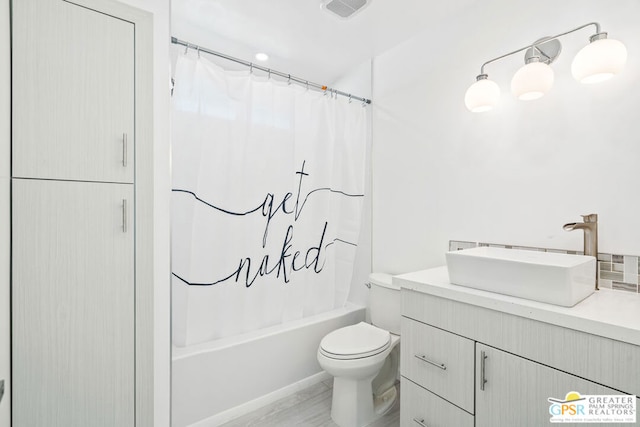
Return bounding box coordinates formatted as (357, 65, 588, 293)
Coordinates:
(464, 77, 500, 112)
(511, 60, 554, 101)
(571, 37, 627, 84)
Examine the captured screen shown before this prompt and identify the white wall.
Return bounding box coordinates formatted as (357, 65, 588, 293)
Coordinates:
(332, 59, 373, 101)
(0, 0, 10, 424)
(372, 0, 640, 274)
(114, 1, 171, 425)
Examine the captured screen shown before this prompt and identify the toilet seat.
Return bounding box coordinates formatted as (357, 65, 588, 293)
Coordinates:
(319, 322, 391, 360)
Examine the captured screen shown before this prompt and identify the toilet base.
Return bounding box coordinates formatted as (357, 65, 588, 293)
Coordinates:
(330, 376, 374, 427)
(330, 377, 398, 427)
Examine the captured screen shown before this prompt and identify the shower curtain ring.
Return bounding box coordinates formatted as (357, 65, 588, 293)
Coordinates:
(196, 46, 201, 58)
(249, 63, 253, 74)
(288, 74, 291, 85)
(348, 94, 352, 103)
(184, 44, 188, 55)
(305, 81, 309, 91)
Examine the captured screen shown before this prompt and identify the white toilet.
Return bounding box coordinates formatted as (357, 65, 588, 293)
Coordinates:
(317, 273, 401, 427)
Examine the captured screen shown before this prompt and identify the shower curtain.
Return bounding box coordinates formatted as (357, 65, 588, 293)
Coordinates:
(171, 53, 367, 346)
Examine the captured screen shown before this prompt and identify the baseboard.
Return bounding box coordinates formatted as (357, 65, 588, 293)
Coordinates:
(188, 371, 332, 427)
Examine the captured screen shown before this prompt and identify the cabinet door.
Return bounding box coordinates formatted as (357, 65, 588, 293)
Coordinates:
(12, 179, 134, 427)
(12, 0, 134, 183)
(476, 344, 636, 427)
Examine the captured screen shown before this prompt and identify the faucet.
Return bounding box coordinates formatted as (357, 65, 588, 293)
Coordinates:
(563, 213, 598, 290)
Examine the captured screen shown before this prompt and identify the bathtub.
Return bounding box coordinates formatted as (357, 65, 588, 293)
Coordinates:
(171, 303, 366, 426)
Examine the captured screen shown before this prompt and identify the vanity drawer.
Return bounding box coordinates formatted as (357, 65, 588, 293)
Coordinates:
(401, 317, 475, 413)
(401, 377, 474, 427)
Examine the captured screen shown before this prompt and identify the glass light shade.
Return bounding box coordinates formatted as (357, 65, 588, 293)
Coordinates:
(464, 78, 500, 112)
(511, 62, 554, 101)
(571, 38, 627, 84)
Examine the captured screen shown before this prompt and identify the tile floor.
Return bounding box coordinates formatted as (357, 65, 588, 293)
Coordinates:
(219, 379, 400, 427)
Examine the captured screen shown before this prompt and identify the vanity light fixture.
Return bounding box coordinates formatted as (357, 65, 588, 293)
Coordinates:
(465, 22, 627, 112)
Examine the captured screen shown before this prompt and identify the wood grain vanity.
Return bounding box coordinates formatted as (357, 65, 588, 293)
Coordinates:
(396, 267, 640, 426)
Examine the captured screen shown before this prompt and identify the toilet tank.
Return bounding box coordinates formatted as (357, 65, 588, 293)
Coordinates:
(369, 273, 401, 335)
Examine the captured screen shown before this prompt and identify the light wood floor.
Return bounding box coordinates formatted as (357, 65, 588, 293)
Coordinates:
(220, 379, 400, 427)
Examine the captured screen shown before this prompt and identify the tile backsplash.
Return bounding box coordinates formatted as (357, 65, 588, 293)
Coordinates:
(449, 240, 640, 294)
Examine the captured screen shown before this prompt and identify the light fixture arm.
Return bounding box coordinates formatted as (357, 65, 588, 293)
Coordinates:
(478, 22, 602, 76)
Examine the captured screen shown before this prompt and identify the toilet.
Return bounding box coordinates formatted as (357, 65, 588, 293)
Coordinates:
(317, 273, 401, 427)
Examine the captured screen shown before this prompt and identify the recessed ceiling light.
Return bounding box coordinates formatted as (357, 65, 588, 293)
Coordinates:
(255, 52, 269, 62)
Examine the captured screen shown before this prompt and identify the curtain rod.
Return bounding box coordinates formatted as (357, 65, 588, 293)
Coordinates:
(171, 37, 372, 105)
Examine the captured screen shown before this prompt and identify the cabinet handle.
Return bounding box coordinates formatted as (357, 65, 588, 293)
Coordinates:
(413, 418, 428, 427)
(414, 354, 446, 370)
(122, 199, 127, 233)
(122, 133, 128, 167)
(480, 350, 488, 391)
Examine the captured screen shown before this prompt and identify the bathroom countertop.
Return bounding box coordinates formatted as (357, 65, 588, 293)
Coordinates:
(394, 266, 640, 347)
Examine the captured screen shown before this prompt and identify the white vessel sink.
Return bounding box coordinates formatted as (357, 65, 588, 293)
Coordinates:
(445, 247, 596, 307)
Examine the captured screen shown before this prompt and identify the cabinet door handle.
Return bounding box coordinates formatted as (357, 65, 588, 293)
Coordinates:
(413, 418, 428, 427)
(414, 354, 446, 370)
(480, 350, 488, 391)
(122, 199, 127, 233)
(122, 133, 128, 167)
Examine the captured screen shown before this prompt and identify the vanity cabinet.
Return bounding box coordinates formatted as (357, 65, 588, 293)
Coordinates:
(399, 271, 640, 427)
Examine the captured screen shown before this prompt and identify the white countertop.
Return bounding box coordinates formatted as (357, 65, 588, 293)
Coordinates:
(395, 266, 640, 346)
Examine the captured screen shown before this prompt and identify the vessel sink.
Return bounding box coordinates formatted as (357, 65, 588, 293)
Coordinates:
(445, 247, 596, 307)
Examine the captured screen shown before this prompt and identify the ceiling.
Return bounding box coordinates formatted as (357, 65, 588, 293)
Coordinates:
(171, 0, 476, 85)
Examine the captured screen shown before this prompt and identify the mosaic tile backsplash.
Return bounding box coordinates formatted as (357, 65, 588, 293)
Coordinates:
(449, 240, 640, 294)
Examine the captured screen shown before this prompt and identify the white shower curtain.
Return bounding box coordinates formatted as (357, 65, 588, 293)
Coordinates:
(171, 53, 367, 346)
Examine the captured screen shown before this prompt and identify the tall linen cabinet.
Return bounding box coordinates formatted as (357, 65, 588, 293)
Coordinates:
(11, 0, 154, 425)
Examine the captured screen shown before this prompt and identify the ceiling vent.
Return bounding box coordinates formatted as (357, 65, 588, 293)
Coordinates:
(321, 0, 371, 19)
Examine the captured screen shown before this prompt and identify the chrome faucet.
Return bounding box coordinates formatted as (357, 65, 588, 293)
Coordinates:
(563, 214, 599, 290)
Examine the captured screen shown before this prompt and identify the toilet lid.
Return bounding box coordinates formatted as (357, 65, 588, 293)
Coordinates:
(320, 322, 391, 360)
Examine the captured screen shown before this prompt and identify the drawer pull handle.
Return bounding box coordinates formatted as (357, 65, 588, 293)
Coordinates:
(413, 418, 428, 427)
(414, 354, 446, 370)
(480, 350, 488, 391)
(122, 199, 128, 233)
(122, 133, 128, 167)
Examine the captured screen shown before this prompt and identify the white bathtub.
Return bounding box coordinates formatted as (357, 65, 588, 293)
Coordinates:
(171, 303, 366, 426)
